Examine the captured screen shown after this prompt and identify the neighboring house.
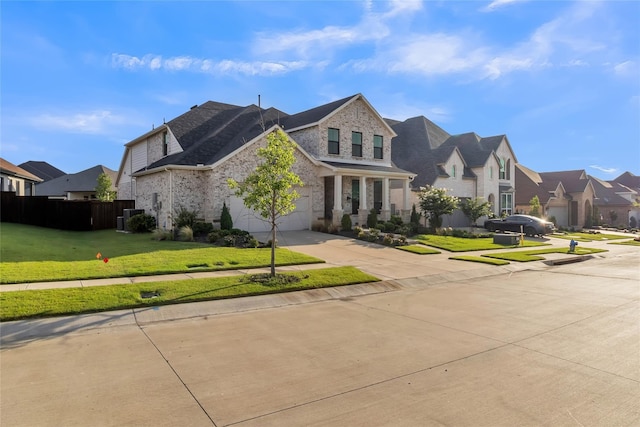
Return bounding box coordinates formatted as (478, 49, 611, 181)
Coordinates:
(589, 175, 637, 228)
(116, 94, 415, 232)
(18, 161, 66, 182)
(515, 165, 596, 228)
(36, 165, 117, 200)
(613, 171, 640, 227)
(388, 116, 518, 226)
(0, 158, 43, 195)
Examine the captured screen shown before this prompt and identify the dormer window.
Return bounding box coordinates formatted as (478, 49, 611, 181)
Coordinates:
(373, 135, 383, 159)
(352, 131, 362, 157)
(328, 128, 340, 155)
(162, 131, 168, 156)
(451, 164, 456, 178)
(499, 158, 506, 179)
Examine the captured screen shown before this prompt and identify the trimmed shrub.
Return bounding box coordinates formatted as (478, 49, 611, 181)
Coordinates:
(367, 208, 378, 229)
(341, 214, 352, 231)
(127, 213, 156, 233)
(192, 221, 214, 236)
(152, 228, 172, 241)
(220, 202, 233, 230)
(390, 215, 403, 226)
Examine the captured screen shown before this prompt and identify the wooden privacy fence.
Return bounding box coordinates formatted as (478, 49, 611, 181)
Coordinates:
(0, 192, 135, 231)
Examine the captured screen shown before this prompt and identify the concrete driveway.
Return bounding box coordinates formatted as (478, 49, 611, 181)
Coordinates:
(1, 231, 639, 426)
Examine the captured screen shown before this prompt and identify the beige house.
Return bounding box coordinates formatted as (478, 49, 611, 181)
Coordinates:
(0, 158, 43, 196)
(116, 94, 415, 232)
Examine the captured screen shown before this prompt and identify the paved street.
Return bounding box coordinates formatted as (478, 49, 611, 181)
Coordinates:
(1, 232, 639, 426)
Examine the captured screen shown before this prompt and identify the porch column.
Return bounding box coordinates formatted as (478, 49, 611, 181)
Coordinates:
(332, 174, 344, 227)
(358, 176, 368, 226)
(401, 178, 412, 223)
(381, 177, 390, 221)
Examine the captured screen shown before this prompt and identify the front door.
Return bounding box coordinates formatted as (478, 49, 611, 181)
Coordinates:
(324, 177, 334, 220)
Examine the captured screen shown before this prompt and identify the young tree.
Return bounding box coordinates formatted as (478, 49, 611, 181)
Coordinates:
(459, 197, 492, 226)
(95, 172, 116, 202)
(417, 186, 459, 233)
(529, 195, 541, 217)
(228, 128, 303, 276)
(220, 202, 233, 230)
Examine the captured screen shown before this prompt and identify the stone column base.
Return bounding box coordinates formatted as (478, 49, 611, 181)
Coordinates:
(380, 209, 391, 222)
(332, 209, 344, 228)
(358, 208, 369, 228)
(400, 209, 411, 224)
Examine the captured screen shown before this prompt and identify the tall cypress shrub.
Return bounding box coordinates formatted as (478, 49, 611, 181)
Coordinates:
(220, 202, 233, 230)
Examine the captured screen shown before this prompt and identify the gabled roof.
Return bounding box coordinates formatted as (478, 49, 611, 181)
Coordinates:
(390, 117, 510, 187)
(35, 165, 116, 197)
(614, 171, 640, 191)
(142, 103, 288, 171)
(515, 163, 562, 205)
(389, 116, 452, 188)
(538, 170, 589, 193)
(18, 161, 66, 181)
(589, 175, 635, 207)
(0, 158, 43, 182)
(280, 95, 355, 131)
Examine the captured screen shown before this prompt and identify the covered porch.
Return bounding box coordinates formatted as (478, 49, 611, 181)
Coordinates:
(319, 162, 415, 228)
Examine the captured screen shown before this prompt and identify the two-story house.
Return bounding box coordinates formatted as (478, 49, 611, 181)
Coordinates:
(116, 94, 415, 232)
(388, 116, 518, 226)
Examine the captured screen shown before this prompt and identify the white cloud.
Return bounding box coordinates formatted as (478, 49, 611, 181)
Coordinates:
(483, 0, 529, 12)
(589, 165, 619, 175)
(111, 53, 310, 76)
(31, 110, 128, 134)
(613, 60, 638, 77)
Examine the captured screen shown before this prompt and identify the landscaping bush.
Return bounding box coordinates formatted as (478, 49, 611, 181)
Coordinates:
(629, 216, 637, 228)
(341, 214, 352, 231)
(220, 202, 233, 230)
(192, 221, 214, 236)
(173, 206, 198, 228)
(127, 213, 156, 233)
(390, 215, 403, 226)
(382, 221, 397, 233)
(178, 225, 194, 242)
(152, 228, 172, 241)
(382, 233, 394, 245)
(367, 208, 378, 229)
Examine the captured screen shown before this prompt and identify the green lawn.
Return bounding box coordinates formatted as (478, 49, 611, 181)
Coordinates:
(396, 245, 441, 255)
(482, 247, 607, 262)
(551, 232, 630, 242)
(415, 234, 549, 252)
(449, 255, 509, 265)
(0, 266, 379, 321)
(0, 223, 323, 284)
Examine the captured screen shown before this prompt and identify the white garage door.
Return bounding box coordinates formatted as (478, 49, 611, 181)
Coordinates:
(229, 187, 310, 233)
(547, 206, 568, 227)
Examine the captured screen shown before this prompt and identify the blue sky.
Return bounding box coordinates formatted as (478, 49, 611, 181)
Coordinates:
(1, 0, 638, 180)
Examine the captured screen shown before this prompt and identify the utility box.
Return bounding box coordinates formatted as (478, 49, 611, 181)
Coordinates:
(493, 233, 519, 245)
(116, 216, 124, 231)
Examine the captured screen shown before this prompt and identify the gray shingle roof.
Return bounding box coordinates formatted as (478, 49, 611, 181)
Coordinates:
(35, 165, 117, 197)
(18, 161, 66, 181)
(279, 95, 357, 131)
(145, 104, 288, 170)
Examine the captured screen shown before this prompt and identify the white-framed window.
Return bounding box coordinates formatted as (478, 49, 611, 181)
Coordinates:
(162, 131, 168, 156)
(500, 193, 513, 216)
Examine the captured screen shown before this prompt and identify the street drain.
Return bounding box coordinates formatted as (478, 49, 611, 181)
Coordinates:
(187, 263, 209, 269)
(140, 291, 160, 299)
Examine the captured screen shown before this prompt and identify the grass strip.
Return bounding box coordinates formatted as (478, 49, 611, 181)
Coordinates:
(396, 245, 441, 255)
(608, 239, 640, 246)
(1, 248, 323, 284)
(551, 232, 630, 242)
(416, 234, 548, 252)
(0, 267, 379, 321)
(482, 247, 607, 262)
(449, 256, 509, 265)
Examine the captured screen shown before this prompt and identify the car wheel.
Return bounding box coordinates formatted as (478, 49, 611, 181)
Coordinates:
(486, 224, 495, 232)
(524, 226, 536, 237)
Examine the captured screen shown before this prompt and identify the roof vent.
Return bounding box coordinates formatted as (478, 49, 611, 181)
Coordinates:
(191, 104, 198, 110)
